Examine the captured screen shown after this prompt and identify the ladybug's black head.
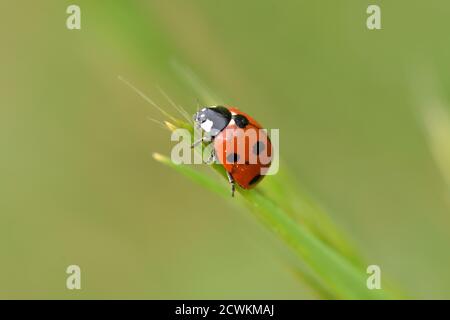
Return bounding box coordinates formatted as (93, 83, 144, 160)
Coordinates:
(193, 106, 232, 136)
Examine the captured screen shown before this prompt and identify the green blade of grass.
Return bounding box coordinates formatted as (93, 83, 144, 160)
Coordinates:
(259, 166, 364, 268)
(153, 152, 397, 299)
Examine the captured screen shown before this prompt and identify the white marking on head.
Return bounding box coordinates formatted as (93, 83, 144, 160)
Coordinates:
(201, 119, 214, 132)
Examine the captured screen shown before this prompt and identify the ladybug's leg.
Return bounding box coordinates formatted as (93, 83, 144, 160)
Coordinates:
(226, 171, 236, 197)
(205, 149, 216, 165)
(191, 135, 211, 148)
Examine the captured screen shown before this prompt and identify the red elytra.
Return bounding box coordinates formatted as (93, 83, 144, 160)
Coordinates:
(213, 107, 272, 189)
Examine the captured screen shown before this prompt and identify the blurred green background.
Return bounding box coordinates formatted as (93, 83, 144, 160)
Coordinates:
(1, 0, 450, 299)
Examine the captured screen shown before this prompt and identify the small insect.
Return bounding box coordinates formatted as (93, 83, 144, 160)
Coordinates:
(192, 106, 272, 197)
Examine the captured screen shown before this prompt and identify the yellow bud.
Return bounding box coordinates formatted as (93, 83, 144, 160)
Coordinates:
(164, 121, 178, 132)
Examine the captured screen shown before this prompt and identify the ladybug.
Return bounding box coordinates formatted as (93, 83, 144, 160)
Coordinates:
(192, 106, 272, 197)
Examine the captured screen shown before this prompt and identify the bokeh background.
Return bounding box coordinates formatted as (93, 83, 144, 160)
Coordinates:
(1, 0, 450, 299)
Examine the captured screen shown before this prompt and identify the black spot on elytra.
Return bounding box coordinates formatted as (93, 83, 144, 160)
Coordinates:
(226, 153, 240, 163)
(252, 141, 265, 155)
(233, 114, 249, 128)
(249, 174, 262, 186)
